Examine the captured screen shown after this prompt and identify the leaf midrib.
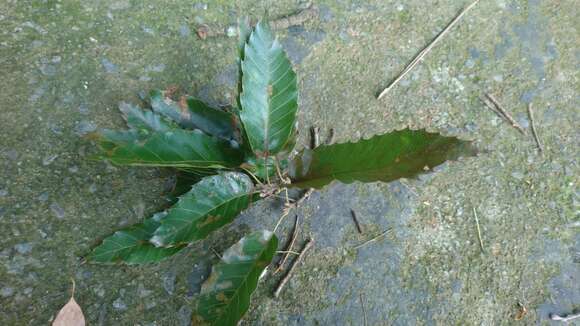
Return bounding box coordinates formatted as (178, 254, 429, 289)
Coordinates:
(155, 191, 252, 245)
(206, 246, 271, 323)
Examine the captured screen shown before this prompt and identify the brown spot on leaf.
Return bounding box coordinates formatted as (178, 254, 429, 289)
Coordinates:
(216, 292, 227, 302)
(197, 215, 222, 228)
(267, 84, 273, 96)
(164, 85, 179, 99)
(178, 96, 191, 122)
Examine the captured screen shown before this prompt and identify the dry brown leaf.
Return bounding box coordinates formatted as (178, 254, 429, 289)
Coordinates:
(52, 280, 85, 326)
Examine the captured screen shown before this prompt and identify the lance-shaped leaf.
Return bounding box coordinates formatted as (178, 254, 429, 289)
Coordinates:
(195, 230, 278, 326)
(95, 128, 243, 169)
(87, 213, 184, 265)
(239, 21, 298, 156)
(149, 90, 236, 140)
(119, 101, 173, 132)
(289, 129, 477, 189)
(150, 172, 256, 247)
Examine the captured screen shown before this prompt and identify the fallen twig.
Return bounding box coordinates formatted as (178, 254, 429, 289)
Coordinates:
(377, 0, 481, 99)
(550, 311, 580, 322)
(275, 188, 314, 231)
(483, 94, 526, 134)
(360, 293, 368, 326)
(350, 209, 363, 234)
(197, 5, 318, 40)
(310, 126, 320, 149)
(325, 128, 335, 145)
(210, 247, 222, 259)
(527, 103, 543, 153)
(274, 215, 300, 274)
(276, 250, 300, 255)
(354, 228, 392, 249)
(514, 301, 527, 321)
(274, 238, 314, 298)
(473, 207, 485, 252)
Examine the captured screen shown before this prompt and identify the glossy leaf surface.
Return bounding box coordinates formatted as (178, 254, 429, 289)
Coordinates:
(241, 156, 287, 182)
(119, 102, 173, 132)
(151, 172, 255, 247)
(289, 129, 476, 189)
(96, 128, 243, 169)
(239, 21, 298, 156)
(149, 90, 236, 140)
(87, 214, 184, 265)
(195, 230, 278, 326)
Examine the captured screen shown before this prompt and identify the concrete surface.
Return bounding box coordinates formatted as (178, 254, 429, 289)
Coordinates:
(0, 0, 578, 325)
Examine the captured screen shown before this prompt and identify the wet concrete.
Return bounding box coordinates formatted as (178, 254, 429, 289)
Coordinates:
(0, 0, 578, 325)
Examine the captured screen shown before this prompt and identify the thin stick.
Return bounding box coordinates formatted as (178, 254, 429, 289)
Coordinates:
(550, 311, 580, 322)
(353, 228, 392, 249)
(378, 0, 481, 99)
(276, 250, 300, 255)
(274, 188, 313, 232)
(240, 166, 263, 185)
(484, 94, 526, 134)
(210, 247, 222, 259)
(275, 215, 300, 274)
(274, 238, 314, 298)
(325, 128, 335, 145)
(296, 188, 314, 206)
(197, 5, 318, 39)
(270, 5, 319, 30)
(275, 157, 291, 184)
(473, 207, 485, 252)
(350, 209, 363, 234)
(310, 126, 320, 149)
(264, 156, 270, 184)
(273, 209, 291, 233)
(527, 103, 543, 153)
(360, 293, 368, 326)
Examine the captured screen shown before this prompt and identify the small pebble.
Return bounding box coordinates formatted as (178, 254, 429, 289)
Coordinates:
(193, 3, 208, 10)
(39, 64, 57, 76)
(50, 203, 65, 219)
(179, 24, 190, 37)
(75, 121, 97, 136)
(88, 184, 97, 193)
(78, 104, 90, 115)
(4, 150, 19, 161)
(162, 272, 176, 295)
(14, 243, 33, 254)
(511, 171, 525, 180)
(101, 58, 118, 74)
(1, 287, 14, 298)
(112, 297, 127, 311)
(226, 26, 237, 38)
(42, 155, 58, 166)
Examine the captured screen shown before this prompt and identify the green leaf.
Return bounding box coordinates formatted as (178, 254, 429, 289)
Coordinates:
(87, 214, 184, 265)
(195, 230, 278, 326)
(150, 172, 256, 247)
(241, 156, 287, 182)
(163, 172, 206, 205)
(149, 90, 237, 140)
(96, 128, 243, 169)
(119, 102, 173, 132)
(288, 129, 477, 189)
(239, 21, 298, 156)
